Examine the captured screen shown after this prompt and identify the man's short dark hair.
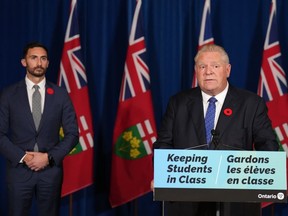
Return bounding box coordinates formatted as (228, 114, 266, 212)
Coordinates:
(22, 42, 48, 58)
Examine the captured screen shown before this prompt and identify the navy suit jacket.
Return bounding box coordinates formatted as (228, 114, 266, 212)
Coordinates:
(0, 79, 79, 183)
(154, 85, 278, 151)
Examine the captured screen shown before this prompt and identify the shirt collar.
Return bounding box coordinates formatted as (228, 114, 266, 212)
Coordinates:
(25, 76, 46, 90)
(201, 83, 229, 104)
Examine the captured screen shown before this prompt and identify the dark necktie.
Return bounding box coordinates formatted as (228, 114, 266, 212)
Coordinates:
(32, 85, 41, 151)
(205, 97, 217, 144)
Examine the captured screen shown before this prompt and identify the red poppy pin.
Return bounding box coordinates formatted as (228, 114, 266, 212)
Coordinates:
(224, 108, 232, 116)
(47, 88, 54, 95)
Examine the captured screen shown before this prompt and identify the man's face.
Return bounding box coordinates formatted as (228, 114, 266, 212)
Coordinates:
(195, 51, 231, 96)
(21, 47, 49, 78)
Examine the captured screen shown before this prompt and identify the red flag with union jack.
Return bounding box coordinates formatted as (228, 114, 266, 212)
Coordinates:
(192, 0, 214, 88)
(58, 0, 94, 196)
(257, 0, 288, 207)
(109, 0, 156, 207)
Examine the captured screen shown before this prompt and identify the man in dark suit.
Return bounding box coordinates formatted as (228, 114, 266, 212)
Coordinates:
(0, 42, 79, 216)
(153, 44, 278, 216)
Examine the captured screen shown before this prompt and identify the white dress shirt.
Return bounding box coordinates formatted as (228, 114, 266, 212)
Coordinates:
(201, 83, 229, 128)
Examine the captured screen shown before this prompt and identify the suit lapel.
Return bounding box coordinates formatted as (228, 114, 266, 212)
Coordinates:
(38, 83, 54, 132)
(216, 86, 238, 139)
(187, 88, 206, 144)
(17, 81, 36, 130)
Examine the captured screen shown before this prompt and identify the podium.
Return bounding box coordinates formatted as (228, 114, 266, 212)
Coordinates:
(154, 149, 287, 203)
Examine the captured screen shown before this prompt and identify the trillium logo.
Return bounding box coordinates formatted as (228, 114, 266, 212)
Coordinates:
(277, 192, 285, 200)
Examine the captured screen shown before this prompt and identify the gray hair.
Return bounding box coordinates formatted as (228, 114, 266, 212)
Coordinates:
(194, 44, 230, 64)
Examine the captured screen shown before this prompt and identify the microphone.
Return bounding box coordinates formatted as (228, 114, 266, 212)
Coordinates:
(211, 129, 220, 148)
(210, 130, 245, 150)
(211, 129, 219, 137)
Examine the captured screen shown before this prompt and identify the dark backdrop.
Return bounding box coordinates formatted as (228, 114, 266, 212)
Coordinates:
(0, 0, 287, 215)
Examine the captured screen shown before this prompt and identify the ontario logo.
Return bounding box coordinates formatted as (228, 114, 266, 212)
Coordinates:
(258, 192, 285, 200)
(114, 120, 156, 160)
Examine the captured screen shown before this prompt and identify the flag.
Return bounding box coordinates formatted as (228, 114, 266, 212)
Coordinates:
(192, 0, 214, 88)
(58, 0, 94, 196)
(109, 0, 156, 208)
(257, 0, 288, 207)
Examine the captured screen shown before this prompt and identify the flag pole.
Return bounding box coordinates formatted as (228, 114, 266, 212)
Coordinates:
(69, 194, 73, 216)
(271, 204, 274, 216)
(133, 199, 138, 216)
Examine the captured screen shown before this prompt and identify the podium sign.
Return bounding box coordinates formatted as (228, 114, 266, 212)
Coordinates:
(154, 149, 287, 203)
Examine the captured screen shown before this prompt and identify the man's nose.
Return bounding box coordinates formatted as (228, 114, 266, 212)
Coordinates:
(37, 59, 42, 66)
(205, 66, 213, 74)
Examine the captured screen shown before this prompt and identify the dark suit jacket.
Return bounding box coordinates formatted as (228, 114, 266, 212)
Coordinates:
(154, 85, 278, 216)
(0, 79, 79, 183)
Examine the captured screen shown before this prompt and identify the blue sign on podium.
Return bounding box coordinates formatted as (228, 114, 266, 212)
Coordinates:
(154, 149, 287, 203)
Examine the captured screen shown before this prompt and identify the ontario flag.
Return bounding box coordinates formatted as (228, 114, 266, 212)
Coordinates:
(109, 0, 156, 208)
(58, 0, 94, 196)
(257, 0, 288, 207)
(192, 0, 214, 88)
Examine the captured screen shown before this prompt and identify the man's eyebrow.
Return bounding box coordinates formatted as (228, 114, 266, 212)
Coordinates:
(28, 54, 47, 58)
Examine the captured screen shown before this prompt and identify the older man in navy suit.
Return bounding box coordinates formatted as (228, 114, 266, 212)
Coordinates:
(0, 42, 79, 216)
(153, 44, 278, 216)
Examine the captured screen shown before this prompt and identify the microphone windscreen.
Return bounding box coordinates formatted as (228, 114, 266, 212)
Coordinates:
(211, 129, 219, 136)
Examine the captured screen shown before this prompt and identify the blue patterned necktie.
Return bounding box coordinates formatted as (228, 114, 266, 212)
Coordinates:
(205, 97, 217, 144)
(32, 85, 41, 151)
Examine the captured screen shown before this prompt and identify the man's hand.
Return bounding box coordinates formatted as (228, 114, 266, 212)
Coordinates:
(25, 152, 49, 171)
(23, 154, 34, 163)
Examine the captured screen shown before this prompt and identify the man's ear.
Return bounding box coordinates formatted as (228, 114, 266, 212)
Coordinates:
(21, 58, 27, 67)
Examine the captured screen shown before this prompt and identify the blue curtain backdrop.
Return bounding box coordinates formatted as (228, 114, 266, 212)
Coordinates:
(0, 0, 287, 215)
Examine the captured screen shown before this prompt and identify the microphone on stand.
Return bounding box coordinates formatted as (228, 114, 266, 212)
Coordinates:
(211, 129, 221, 216)
(211, 130, 245, 150)
(211, 129, 220, 149)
